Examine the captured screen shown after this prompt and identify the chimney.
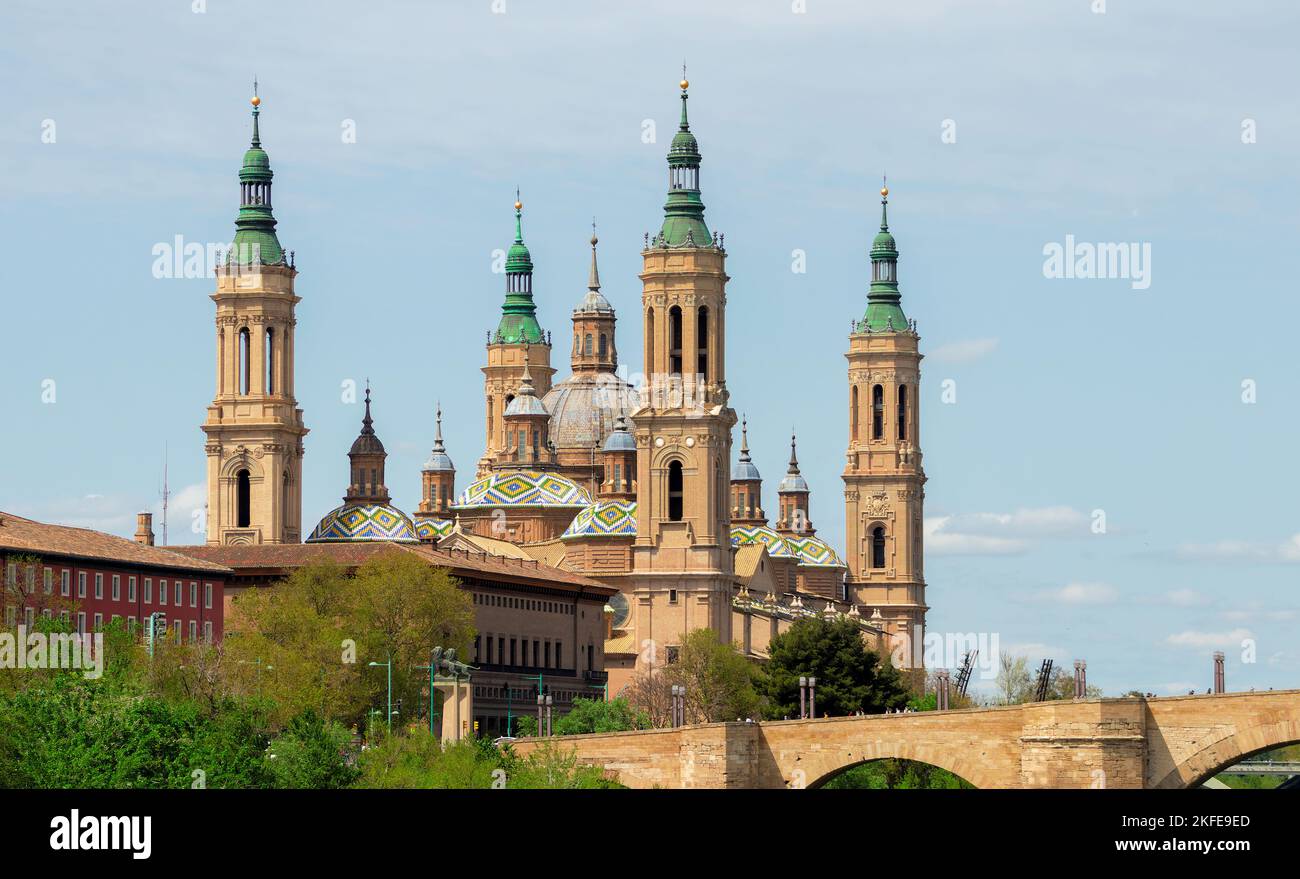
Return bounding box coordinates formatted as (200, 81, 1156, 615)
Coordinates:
(134, 512, 155, 546)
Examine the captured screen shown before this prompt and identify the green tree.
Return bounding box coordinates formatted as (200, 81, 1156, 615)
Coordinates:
(516, 697, 649, 737)
(662, 629, 763, 723)
(762, 617, 909, 718)
(264, 709, 359, 789)
(823, 759, 975, 789)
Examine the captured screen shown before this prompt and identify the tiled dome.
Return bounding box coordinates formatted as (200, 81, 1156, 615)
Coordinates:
(453, 470, 591, 509)
(306, 503, 419, 543)
(415, 518, 455, 541)
(562, 500, 637, 539)
(783, 534, 846, 568)
(729, 524, 796, 559)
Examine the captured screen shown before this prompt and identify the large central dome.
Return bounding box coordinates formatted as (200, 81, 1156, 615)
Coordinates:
(542, 375, 638, 450)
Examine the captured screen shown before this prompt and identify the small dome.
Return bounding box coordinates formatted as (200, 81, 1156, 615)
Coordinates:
(871, 228, 897, 257)
(562, 500, 637, 539)
(422, 449, 454, 472)
(730, 524, 796, 559)
(733, 459, 762, 481)
(602, 415, 637, 452)
(242, 146, 271, 173)
(307, 503, 419, 543)
(777, 472, 809, 493)
(415, 518, 454, 541)
(453, 469, 591, 509)
(504, 392, 548, 418)
(506, 239, 533, 274)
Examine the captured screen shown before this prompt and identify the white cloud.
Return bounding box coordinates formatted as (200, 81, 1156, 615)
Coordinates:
(1047, 582, 1118, 605)
(928, 337, 999, 364)
(924, 517, 1026, 555)
(1164, 628, 1254, 649)
(1175, 534, 1300, 564)
(1163, 589, 1208, 607)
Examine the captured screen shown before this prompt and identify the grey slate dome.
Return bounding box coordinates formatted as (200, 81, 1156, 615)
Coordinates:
(777, 431, 809, 493)
(731, 415, 762, 481)
(421, 406, 455, 472)
(602, 414, 637, 452)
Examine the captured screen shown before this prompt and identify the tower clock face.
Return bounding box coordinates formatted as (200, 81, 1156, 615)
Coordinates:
(608, 591, 630, 628)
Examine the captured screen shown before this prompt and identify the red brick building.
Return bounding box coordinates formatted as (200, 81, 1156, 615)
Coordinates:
(0, 511, 229, 644)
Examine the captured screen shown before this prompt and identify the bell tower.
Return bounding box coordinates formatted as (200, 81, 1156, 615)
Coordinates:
(629, 76, 737, 666)
(843, 183, 927, 669)
(203, 88, 308, 546)
(480, 194, 554, 475)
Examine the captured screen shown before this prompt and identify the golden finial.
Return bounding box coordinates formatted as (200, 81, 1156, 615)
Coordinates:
(251, 77, 260, 107)
(514, 185, 522, 212)
(880, 174, 888, 198)
(680, 62, 688, 90)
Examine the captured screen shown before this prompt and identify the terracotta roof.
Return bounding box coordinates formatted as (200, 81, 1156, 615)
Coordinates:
(604, 632, 637, 656)
(181, 540, 614, 595)
(733, 543, 767, 579)
(520, 539, 569, 569)
(0, 511, 231, 574)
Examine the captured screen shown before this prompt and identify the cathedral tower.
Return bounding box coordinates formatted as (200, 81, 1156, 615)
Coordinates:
(628, 77, 737, 666)
(203, 90, 308, 546)
(480, 196, 554, 475)
(729, 417, 765, 527)
(775, 432, 815, 536)
(843, 184, 927, 668)
(416, 405, 456, 519)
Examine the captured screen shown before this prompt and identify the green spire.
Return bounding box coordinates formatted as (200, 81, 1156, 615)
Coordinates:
(231, 82, 284, 265)
(494, 191, 546, 345)
(861, 179, 908, 333)
(657, 73, 711, 247)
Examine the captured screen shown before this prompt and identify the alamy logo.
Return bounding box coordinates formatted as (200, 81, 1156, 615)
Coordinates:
(1042, 235, 1151, 290)
(49, 810, 151, 859)
(0, 626, 103, 679)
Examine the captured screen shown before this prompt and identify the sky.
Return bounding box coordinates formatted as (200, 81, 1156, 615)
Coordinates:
(2, 0, 1298, 698)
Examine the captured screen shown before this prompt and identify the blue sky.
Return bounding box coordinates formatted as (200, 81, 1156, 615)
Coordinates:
(2, 0, 1298, 697)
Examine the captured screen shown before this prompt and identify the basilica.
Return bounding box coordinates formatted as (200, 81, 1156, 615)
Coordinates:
(199, 80, 929, 695)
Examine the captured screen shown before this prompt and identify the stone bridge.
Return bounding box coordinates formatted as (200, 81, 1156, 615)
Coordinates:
(512, 690, 1300, 788)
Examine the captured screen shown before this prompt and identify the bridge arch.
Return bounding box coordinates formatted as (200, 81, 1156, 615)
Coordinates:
(791, 738, 1004, 790)
(1151, 718, 1300, 789)
(811, 755, 978, 789)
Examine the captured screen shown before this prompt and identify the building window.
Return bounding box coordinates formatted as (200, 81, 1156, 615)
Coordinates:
(3, 607, 14, 627)
(128, 577, 137, 602)
(203, 621, 213, 644)
(144, 578, 153, 604)
(189, 621, 197, 643)
(111, 575, 120, 601)
(77, 572, 86, 598)
(872, 384, 884, 439)
(159, 580, 168, 606)
(697, 306, 709, 379)
(668, 306, 683, 375)
(94, 574, 103, 600)
(265, 327, 275, 394)
(204, 583, 212, 609)
(236, 469, 252, 529)
(238, 327, 251, 395)
(584, 333, 592, 355)
(669, 589, 678, 604)
(43, 568, 52, 594)
(60, 570, 69, 597)
(93, 613, 103, 632)
(128, 616, 137, 634)
(173, 620, 181, 644)
(77, 612, 86, 634)
(24, 607, 34, 627)
(3, 562, 13, 587)
(599, 333, 607, 358)
(897, 384, 908, 441)
(667, 460, 684, 521)
(871, 526, 887, 569)
(851, 385, 860, 440)
(190, 582, 197, 607)
(666, 646, 680, 664)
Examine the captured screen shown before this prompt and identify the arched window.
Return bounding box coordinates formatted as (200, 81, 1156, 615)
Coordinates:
(236, 469, 251, 528)
(646, 309, 655, 372)
(265, 327, 275, 394)
(871, 526, 886, 569)
(584, 333, 593, 356)
(697, 306, 709, 380)
(897, 384, 908, 441)
(872, 384, 884, 439)
(851, 385, 860, 440)
(281, 469, 290, 526)
(238, 328, 250, 395)
(667, 461, 684, 521)
(669, 306, 683, 375)
(599, 333, 607, 358)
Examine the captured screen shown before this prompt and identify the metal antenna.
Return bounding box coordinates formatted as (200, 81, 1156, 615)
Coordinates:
(160, 443, 171, 546)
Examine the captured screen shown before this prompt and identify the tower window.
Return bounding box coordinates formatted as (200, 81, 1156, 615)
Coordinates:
(852, 385, 860, 440)
(697, 306, 709, 380)
(236, 469, 251, 528)
(871, 526, 886, 569)
(667, 460, 684, 521)
(669, 307, 683, 375)
(599, 333, 608, 359)
(646, 309, 655, 373)
(265, 327, 275, 394)
(238, 327, 250, 395)
(584, 333, 593, 356)
(872, 384, 884, 439)
(897, 384, 908, 441)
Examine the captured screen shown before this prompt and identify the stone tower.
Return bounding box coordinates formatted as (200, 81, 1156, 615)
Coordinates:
(416, 405, 456, 519)
(842, 184, 927, 669)
(729, 417, 765, 527)
(203, 91, 308, 546)
(628, 77, 737, 667)
(480, 196, 554, 475)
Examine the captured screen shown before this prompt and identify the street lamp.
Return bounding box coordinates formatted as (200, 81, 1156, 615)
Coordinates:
(367, 656, 393, 735)
(809, 676, 817, 719)
(799, 676, 808, 720)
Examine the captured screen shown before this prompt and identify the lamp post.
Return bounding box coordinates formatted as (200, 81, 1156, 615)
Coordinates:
(809, 676, 817, 718)
(536, 691, 544, 736)
(799, 676, 808, 720)
(367, 657, 393, 736)
(504, 680, 513, 736)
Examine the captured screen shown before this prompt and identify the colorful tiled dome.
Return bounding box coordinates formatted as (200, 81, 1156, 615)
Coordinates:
(783, 534, 846, 568)
(415, 518, 455, 541)
(306, 503, 420, 543)
(730, 524, 796, 559)
(562, 500, 637, 539)
(453, 470, 591, 509)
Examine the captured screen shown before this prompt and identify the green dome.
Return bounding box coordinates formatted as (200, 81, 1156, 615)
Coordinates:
(871, 229, 897, 256)
(506, 240, 533, 273)
(242, 146, 270, 172)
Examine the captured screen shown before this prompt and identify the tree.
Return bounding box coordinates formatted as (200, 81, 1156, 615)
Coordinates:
(762, 617, 909, 718)
(516, 697, 649, 737)
(622, 670, 674, 728)
(660, 629, 763, 723)
(824, 760, 975, 790)
(264, 709, 359, 789)
(996, 654, 1032, 704)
